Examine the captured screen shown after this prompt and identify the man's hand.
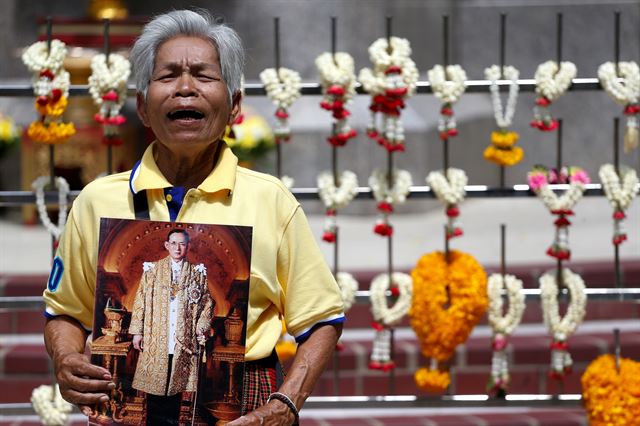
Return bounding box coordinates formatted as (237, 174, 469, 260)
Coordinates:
(132, 334, 144, 351)
(54, 351, 115, 411)
(226, 399, 295, 426)
(45, 316, 115, 416)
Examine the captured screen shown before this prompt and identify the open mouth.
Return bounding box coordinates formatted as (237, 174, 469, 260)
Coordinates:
(167, 109, 205, 121)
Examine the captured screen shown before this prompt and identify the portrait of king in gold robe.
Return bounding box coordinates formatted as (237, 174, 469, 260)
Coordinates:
(128, 229, 214, 399)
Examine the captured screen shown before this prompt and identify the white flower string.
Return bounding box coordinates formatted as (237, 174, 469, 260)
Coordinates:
(281, 175, 294, 190)
(369, 272, 412, 371)
(22, 39, 75, 144)
(531, 60, 577, 131)
(369, 169, 412, 237)
(540, 268, 587, 381)
(599, 164, 639, 245)
(88, 53, 131, 146)
(598, 61, 640, 152)
(427, 64, 467, 140)
(486, 273, 525, 395)
(426, 168, 468, 239)
(337, 272, 359, 312)
(316, 52, 358, 146)
(358, 37, 418, 152)
(31, 384, 72, 426)
(485, 65, 520, 129)
(260, 67, 302, 143)
(317, 170, 359, 243)
(528, 166, 590, 260)
(32, 176, 70, 241)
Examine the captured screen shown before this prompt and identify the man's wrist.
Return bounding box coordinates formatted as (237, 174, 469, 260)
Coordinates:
(267, 392, 299, 424)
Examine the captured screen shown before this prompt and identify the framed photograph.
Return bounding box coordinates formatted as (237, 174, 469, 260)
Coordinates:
(88, 218, 252, 426)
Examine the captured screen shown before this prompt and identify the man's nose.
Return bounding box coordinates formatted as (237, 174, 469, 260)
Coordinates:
(175, 72, 197, 97)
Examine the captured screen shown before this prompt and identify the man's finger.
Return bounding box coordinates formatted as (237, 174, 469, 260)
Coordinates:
(61, 374, 115, 393)
(59, 354, 111, 379)
(63, 389, 110, 406)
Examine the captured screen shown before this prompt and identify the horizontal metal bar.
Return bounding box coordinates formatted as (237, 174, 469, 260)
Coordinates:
(2, 288, 639, 310)
(0, 394, 582, 416)
(0, 78, 603, 97)
(0, 184, 613, 206)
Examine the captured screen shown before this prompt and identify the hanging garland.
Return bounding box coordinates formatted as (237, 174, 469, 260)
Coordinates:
(599, 164, 639, 246)
(531, 60, 577, 131)
(259, 67, 302, 144)
(410, 250, 488, 393)
(528, 166, 590, 260)
(369, 168, 412, 237)
(483, 65, 524, 167)
(337, 272, 359, 312)
(358, 37, 419, 152)
(540, 268, 587, 381)
(427, 64, 467, 140)
(280, 175, 294, 190)
(369, 272, 412, 371)
(88, 53, 131, 146)
(582, 354, 640, 426)
(598, 61, 640, 152)
(316, 52, 358, 146)
(31, 384, 72, 426)
(22, 39, 76, 144)
(317, 170, 359, 242)
(426, 168, 467, 239)
(32, 175, 70, 241)
(486, 273, 526, 395)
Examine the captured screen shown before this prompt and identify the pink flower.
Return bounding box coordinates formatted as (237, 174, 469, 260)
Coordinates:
(527, 172, 547, 190)
(570, 169, 591, 185)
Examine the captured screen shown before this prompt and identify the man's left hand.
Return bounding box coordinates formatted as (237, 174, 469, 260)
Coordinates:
(226, 399, 295, 426)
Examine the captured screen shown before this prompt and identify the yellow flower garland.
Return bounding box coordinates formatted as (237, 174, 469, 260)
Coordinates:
(27, 121, 76, 145)
(410, 250, 488, 393)
(582, 354, 640, 426)
(35, 96, 68, 117)
(483, 131, 524, 167)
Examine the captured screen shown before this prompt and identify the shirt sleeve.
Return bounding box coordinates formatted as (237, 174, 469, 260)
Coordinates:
(278, 206, 345, 342)
(42, 206, 96, 331)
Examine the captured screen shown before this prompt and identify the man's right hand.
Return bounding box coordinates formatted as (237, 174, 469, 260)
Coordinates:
(133, 334, 144, 351)
(54, 351, 115, 413)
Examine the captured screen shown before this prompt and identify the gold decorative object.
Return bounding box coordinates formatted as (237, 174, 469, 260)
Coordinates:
(88, 0, 129, 20)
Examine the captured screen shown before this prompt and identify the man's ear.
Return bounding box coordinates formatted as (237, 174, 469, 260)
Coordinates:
(136, 92, 150, 127)
(228, 91, 242, 125)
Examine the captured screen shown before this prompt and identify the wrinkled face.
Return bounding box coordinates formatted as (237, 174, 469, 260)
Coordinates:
(164, 232, 189, 261)
(137, 36, 240, 150)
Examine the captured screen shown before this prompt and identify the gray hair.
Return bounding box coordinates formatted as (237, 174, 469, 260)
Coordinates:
(130, 9, 244, 104)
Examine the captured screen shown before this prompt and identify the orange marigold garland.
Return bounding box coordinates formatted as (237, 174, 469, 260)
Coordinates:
(582, 354, 640, 426)
(22, 39, 75, 145)
(410, 250, 488, 393)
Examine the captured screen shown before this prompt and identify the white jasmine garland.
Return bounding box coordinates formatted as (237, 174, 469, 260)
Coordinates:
(32, 176, 69, 240)
(533, 181, 585, 212)
(599, 164, 639, 211)
(31, 384, 72, 426)
(487, 274, 525, 335)
(33, 70, 70, 99)
(369, 272, 413, 326)
(597, 61, 640, 105)
(370, 327, 393, 369)
(428, 64, 467, 104)
(369, 169, 412, 205)
(485, 65, 520, 129)
(540, 268, 587, 339)
(88, 53, 130, 109)
(337, 272, 359, 312)
(426, 168, 467, 205)
(315, 52, 357, 97)
(366, 37, 415, 72)
(259, 67, 302, 109)
(317, 170, 359, 209)
(534, 60, 577, 102)
(280, 175, 294, 190)
(22, 40, 67, 74)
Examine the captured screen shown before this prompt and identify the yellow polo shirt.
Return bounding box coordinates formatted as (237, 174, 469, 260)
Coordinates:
(43, 142, 345, 361)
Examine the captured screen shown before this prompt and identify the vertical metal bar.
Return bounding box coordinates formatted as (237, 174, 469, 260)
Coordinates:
(499, 13, 506, 78)
(46, 17, 55, 188)
(386, 16, 392, 52)
(614, 118, 622, 292)
(614, 11, 621, 76)
(331, 16, 337, 56)
(556, 119, 563, 287)
(103, 19, 114, 175)
(443, 15, 449, 67)
(274, 17, 282, 178)
(556, 13, 563, 65)
(46, 16, 52, 54)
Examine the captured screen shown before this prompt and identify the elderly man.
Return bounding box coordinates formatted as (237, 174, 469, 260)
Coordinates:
(43, 9, 344, 426)
(129, 228, 213, 423)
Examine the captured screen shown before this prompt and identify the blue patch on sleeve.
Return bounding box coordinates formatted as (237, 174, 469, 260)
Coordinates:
(47, 257, 64, 292)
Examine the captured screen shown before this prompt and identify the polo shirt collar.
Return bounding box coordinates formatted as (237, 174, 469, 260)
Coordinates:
(129, 141, 238, 195)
